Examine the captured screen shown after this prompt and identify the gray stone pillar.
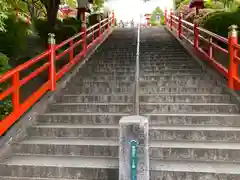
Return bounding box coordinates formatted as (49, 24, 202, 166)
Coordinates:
(119, 116, 149, 180)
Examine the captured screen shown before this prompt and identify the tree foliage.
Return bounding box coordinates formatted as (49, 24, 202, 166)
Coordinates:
(149, 7, 163, 26)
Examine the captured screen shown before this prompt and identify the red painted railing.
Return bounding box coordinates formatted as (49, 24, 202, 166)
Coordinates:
(165, 10, 240, 90)
(0, 14, 115, 136)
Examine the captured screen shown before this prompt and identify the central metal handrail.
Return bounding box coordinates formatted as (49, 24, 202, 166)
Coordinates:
(134, 21, 141, 115)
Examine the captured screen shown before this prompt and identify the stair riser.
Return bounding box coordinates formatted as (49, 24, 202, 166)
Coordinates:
(72, 75, 212, 82)
(64, 82, 218, 90)
(83, 65, 199, 71)
(149, 115, 240, 126)
(150, 130, 240, 142)
(150, 147, 240, 162)
(55, 95, 133, 103)
(27, 128, 119, 138)
(37, 115, 122, 125)
(140, 95, 231, 103)
(12, 144, 118, 157)
(63, 87, 133, 94)
(0, 165, 118, 179)
(47, 104, 133, 113)
(85, 63, 198, 68)
(141, 86, 223, 94)
(141, 104, 239, 113)
(150, 171, 240, 180)
(141, 80, 217, 86)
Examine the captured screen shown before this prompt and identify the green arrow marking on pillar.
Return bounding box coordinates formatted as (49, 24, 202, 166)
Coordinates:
(130, 140, 137, 180)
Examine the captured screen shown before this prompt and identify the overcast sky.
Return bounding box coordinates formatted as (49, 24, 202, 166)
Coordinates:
(106, 0, 174, 22)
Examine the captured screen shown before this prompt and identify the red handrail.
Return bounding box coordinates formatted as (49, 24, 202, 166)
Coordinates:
(0, 15, 114, 135)
(165, 11, 240, 90)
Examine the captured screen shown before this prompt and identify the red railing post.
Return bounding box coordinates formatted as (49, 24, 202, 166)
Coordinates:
(228, 25, 238, 90)
(12, 71, 20, 111)
(107, 14, 110, 32)
(208, 37, 213, 59)
(82, 16, 87, 57)
(194, 23, 199, 50)
(164, 9, 167, 25)
(170, 10, 173, 31)
(178, 12, 183, 38)
(112, 11, 115, 27)
(69, 40, 74, 62)
(98, 19, 102, 41)
(48, 33, 56, 91)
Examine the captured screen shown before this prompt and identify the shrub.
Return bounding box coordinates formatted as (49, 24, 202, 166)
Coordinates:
(62, 18, 82, 31)
(0, 53, 12, 120)
(203, 10, 240, 38)
(0, 14, 29, 57)
(55, 25, 78, 44)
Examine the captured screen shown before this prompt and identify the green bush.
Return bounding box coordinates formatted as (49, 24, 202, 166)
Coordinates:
(55, 25, 78, 44)
(0, 53, 12, 120)
(0, 14, 29, 57)
(203, 10, 240, 38)
(35, 18, 81, 46)
(62, 18, 82, 31)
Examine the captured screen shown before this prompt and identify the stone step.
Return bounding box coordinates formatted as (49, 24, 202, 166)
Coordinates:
(83, 64, 199, 70)
(150, 159, 240, 174)
(63, 85, 133, 94)
(140, 86, 223, 94)
(55, 94, 133, 103)
(150, 171, 240, 180)
(140, 94, 231, 103)
(46, 103, 133, 113)
(80, 68, 203, 73)
(140, 79, 217, 86)
(147, 114, 240, 126)
(85, 62, 198, 68)
(14, 138, 240, 162)
(36, 113, 125, 125)
(27, 124, 119, 138)
(149, 125, 240, 142)
(150, 146, 240, 162)
(140, 103, 239, 114)
(0, 177, 86, 180)
(72, 74, 212, 82)
(0, 156, 118, 179)
(12, 138, 118, 157)
(37, 113, 240, 126)
(56, 94, 231, 104)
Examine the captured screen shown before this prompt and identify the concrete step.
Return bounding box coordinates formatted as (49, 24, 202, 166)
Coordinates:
(36, 113, 125, 125)
(55, 94, 133, 103)
(141, 85, 223, 94)
(150, 171, 240, 180)
(46, 103, 133, 113)
(149, 125, 240, 142)
(72, 74, 212, 82)
(150, 159, 240, 174)
(55, 94, 231, 104)
(140, 102, 239, 114)
(140, 94, 231, 103)
(0, 177, 87, 180)
(150, 147, 240, 162)
(63, 84, 133, 94)
(12, 138, 118, 157)
(147, 114, 240, 126)
(27, 124, 119, 138)
(37, 113, 240, 127)
(140, 79, 218, 87)
(0, 155, 118, 179)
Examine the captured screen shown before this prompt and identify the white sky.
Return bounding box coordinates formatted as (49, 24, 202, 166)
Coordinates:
(105, 0, 174, 22)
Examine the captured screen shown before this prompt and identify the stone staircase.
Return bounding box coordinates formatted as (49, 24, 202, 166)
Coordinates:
(1, 27, 240, 180)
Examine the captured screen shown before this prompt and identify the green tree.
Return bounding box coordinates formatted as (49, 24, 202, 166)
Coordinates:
(149, 6, 163, 26)
(0, 0, 10, 31)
